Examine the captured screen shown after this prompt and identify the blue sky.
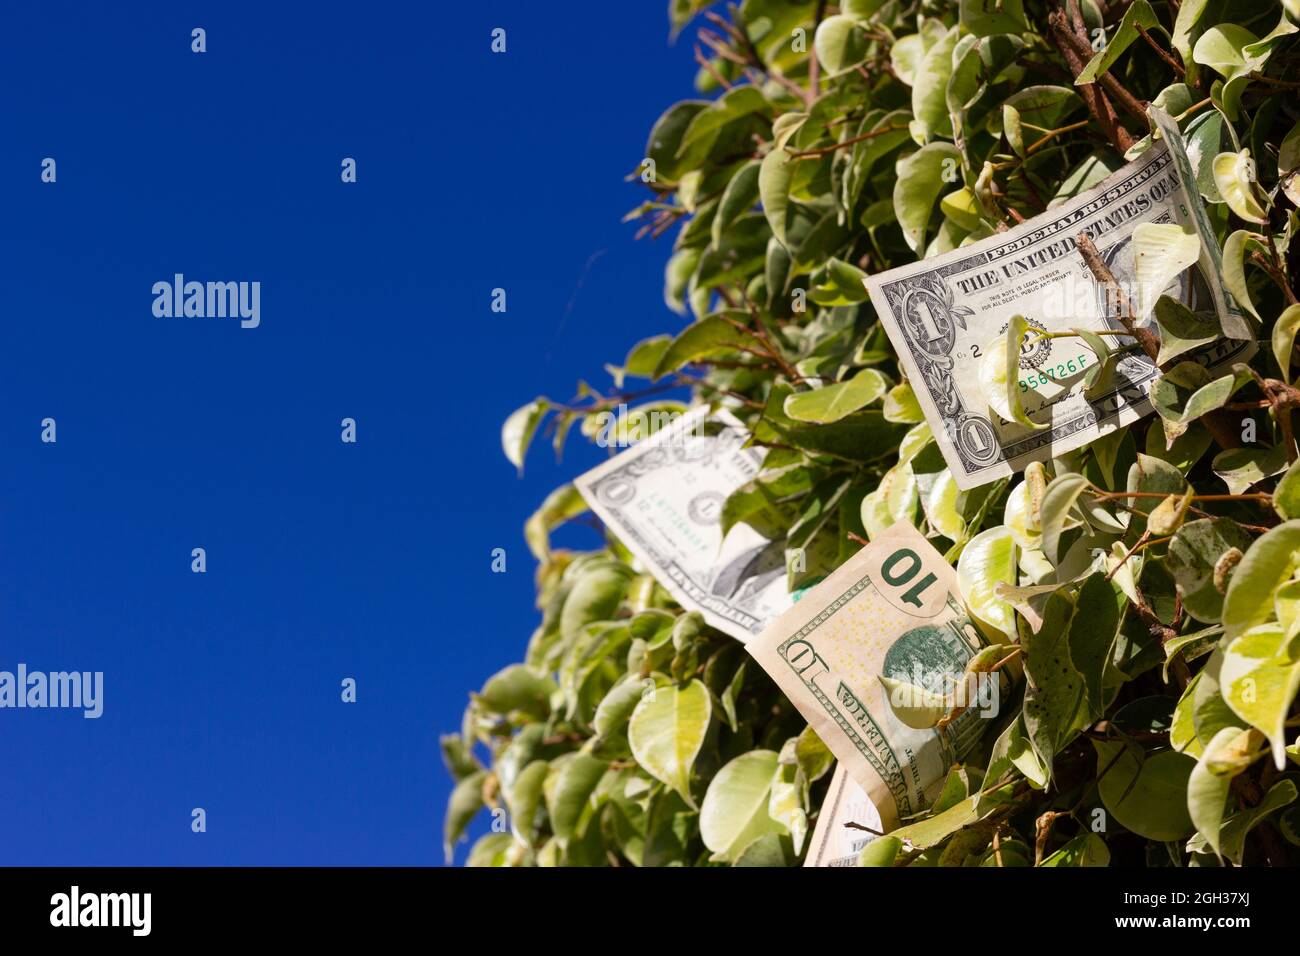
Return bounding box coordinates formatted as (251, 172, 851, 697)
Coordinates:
(0, 1, 701, 864)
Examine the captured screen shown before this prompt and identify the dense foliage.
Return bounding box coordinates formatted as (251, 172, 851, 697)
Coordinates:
(446, 0, 1300, 866)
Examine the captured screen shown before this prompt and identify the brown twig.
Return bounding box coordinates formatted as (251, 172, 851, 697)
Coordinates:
(1075, 234, 1161, 360)
(1026, 120, 1091, 154)
(694, 43, 733, 91)
(1061, 2, 1148, 123)
(1080, 235, 1243, 450)
(1135, 24, 1185, 77)
(1088, 490, 1273, 504)
(843, 820, 885, 836)
(1266, 231, 1298, 306)
(1047, 11, 1133, 152)
(1243, 366, 1300, 463)
(809, 1, 827, 99)
(1034, 810, 1068, 865)
(786, 124, 911, 159)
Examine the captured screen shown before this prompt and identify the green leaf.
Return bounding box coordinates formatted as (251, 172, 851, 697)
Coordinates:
(1212, 447, 1287, 495)
(1171, 0, 1211, 79)
(878, 674, 950, 729)
(813, 15, 871, 76)
(784, 368, 888, 423)
(1153, 296, 1219, 365)
(1039, 471, 1090, 563)
(1280, 117, 1300, 207)
(653, 313, 767, 378)
(1068, 573, 1124, 714)
(1220, 623, 1300, 768)
(1094, 741, 1195, 841)
(669, 0, 711, 34)
(984, 714, 1048, 795)
(560, 562, 633, 641)
(1077, 0, 1159, 84)
(768, 758, 807, 853)
(846, 110, 913, 195)
(711, 160, 760, 249)
(759, 147, 796, 248)
(1167, 517, 1255, 623)
(883, 382, 925, 424)
(1151, 361, 1245, 432)
(1040, 832, 1110, 867)
(1193, 23, 1254, 75)
(628, 679, 711, 805)
(1022, 591, 1089, 774)
(1053, 151, 1122, 204)
(1002, 86, 1082, 158)
(895, 143, 962, 253)
(809, 257, 871, 305)
(860, 462, 920, 539)
(794, 724, 835, 785)
(644, 100, 708, 184)
(546, 753, 608, 842)
(444, 770, 487, 862)
(910, 26, 959, 142)
(760, 382, 908, 463)
(502, 399, 548, 473)
(477, 664, 556, 718)
(1073, 326, 1116, 393)
(733, 832, 790, 866)
(1214, 779, 1298, 863)
(1194, 648, 1248, 748)
(663, 247, 700, 315)
(677, 86, 769, 156)
(959, 0, 1028, 38)
(464, 832, 516, 867)
(440, 733, 481, 782)
(621, 335, 673, 382)
(507, 760, 550, 847)
(1131, 223, 1201, 321)
(1275, 458, 1300, 520)
(925, 469, 966, 541)
(890, 19, 947, 85)
(695, 214, 770, 291)
(699, 749, 785, 860)
(979, 314, 1050, 430)
(957, 526, 1017, 640)
(524, 483, 588, 562)
(938, 188, 979, 233)
(1212, 150, 1268, 223)
(594, 675, 650, 742)
(1272, 304, 1300, 383)
(1222, 520, 1300, 641)
(859, 835, 903, 866)
(1187, 726, 1245, 860)
(1222, 230, 1265, 323)
(1172, 675, 1205, 757)
(890, 795, 981, 850)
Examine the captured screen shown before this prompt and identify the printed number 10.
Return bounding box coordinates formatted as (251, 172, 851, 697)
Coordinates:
(881, 548, 936, 608)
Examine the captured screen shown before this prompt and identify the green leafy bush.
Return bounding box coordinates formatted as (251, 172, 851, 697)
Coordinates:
(447, 0, 1300, 867)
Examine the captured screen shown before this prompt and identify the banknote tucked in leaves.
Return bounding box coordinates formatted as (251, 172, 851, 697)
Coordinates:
(803, 764, 881, 867)
(748, 521, 996, 832)
(574, 406, 792, 643)
(864, 106, 1254, 490)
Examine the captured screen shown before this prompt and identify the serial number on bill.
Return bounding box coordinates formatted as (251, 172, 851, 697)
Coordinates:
(1124, 892, 1249, 907)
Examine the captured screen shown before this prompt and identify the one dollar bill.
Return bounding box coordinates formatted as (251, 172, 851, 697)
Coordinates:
(865, 107, 1254, 489)
(748, 521, 992, 831)
(574, 407, 792, 643)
